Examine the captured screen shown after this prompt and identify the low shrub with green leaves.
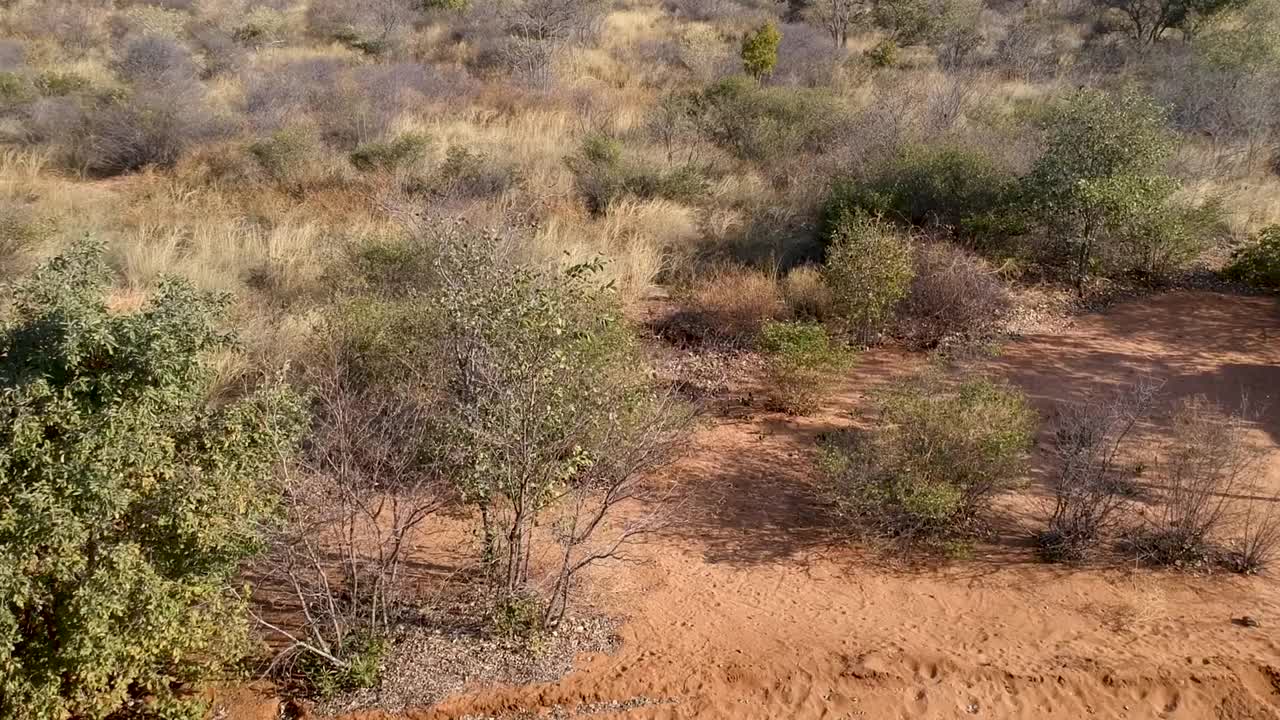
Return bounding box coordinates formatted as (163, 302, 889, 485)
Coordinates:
(350, 133, 430, 172)
(685, 77, 847, 163)
(0, 241, 306, 720)
(824, 144, 1020, 241)
(823, 214, 915, 345)
(568, 134, 710, 214)
(1225, 225, 1280, 290)
(758, 320, 849, 415)
(821, 375, 1035, 539)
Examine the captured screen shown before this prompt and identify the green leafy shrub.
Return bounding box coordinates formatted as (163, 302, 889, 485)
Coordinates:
(0, 71, 34, 103)
(1022, 89, 1188, 293)
(295, 634, 386, 700)
(249, 125, 327, 187)
(568, 134, 710, 214)
(490, 594, 547, 646)
(350, 133, 430, 172)
(823, 214, 915, 344)
(824, 144, 1020, 240)
(866, 38, 900, 67)
(34, 71, 91, 97)
(0, 241, 306, 719)
(1225, 225, 1280, 290)
(821, 376, 1035, 538)
(758, 320, 849, 415)
(741, 22, 782, 80)
(688, 77, 847, 163)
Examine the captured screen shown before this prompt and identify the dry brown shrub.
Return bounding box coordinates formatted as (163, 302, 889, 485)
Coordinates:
(896, 242, 1011, 350)
(662, 266, 787, 347)
(782, 264, 832, 321)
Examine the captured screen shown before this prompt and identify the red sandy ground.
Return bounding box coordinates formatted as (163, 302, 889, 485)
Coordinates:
(224, 290, 1280, 720)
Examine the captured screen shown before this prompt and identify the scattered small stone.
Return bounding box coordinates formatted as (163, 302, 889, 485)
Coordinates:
(1234, 615, 1261, 628)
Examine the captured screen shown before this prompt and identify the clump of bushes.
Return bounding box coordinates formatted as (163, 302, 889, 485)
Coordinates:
(822, 375, 1035, 539)
(663, 266, 786, 348)
(686, 77, 848, 163)
(249, 124, 329, 189)
(897, 242, 1011, 350)
(0, 241, 306, 718)
(567, 133, 709, 214)
(757, 320, 849, 415)
(782, 265, 832, 321)
(350, 132, 430, 172)
(823, 214, 914, 345)
(1128, 397, 1269, 569)
(1225, 225, 1280, 290)
(1039, 383, 1157, 563)
(824, 144, 1021, 242)
(1040, 385, 1280, 573)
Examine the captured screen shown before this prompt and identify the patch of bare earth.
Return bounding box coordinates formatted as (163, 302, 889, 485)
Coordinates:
(218, 291, 1280, 720)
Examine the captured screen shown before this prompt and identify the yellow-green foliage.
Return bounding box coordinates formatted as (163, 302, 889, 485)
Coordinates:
(740, 22, 781, 80)
(823, 214, 915, 344)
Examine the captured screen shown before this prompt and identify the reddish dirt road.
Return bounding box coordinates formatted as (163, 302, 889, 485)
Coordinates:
(264, 291, 1280, 720)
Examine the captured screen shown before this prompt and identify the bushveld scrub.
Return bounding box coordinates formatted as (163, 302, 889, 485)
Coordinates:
(1, 0, 1279, 709)
(757, 319, 849, 414)
(0, 242, 305, 719)
(822, 375, 1035, 540)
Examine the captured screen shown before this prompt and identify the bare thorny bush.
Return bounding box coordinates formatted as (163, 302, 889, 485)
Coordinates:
(1042, 382, 1280, 571)
(254, 335, 444, 679)
(1131, 396, 1274, 569)
(1039, 379, 1161, 562)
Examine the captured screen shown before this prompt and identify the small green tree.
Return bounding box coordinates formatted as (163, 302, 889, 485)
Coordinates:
(741, 22, 782, 80)
(823, 214, 915, 344)
(429, 224, 685, 627)
(1023, 89, 1180, 294)
(0, 241, 306, 719)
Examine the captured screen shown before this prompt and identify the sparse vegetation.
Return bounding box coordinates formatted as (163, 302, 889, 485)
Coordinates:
(2, 0, 1279, 712)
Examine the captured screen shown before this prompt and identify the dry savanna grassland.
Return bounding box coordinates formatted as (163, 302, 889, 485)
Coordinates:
(2, 0, 1280, 718)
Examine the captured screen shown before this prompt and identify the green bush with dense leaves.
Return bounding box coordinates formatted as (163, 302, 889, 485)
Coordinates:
(824, 144, 1020, 241)
(741, 22, 782, 80)
(568, 133, 709, 213)
(757, 320, 849, 415)
(0, 241, 306, 720)
(823, 214, 915, 344)
(1023, 88, 1205, 291)
(685, 77, 847, 163)
(821, 376, 1035, 538)
(350, 133, 430, 172)
(1225, 225, 1280, 289)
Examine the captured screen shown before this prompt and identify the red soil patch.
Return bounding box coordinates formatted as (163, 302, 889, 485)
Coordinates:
(222, 291, 1280, 720)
